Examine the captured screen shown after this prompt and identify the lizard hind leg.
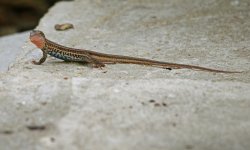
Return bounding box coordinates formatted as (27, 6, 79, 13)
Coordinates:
(91, 61, 105, 68)
(79, 54, 105, 69)
(87, 58, 105, 68)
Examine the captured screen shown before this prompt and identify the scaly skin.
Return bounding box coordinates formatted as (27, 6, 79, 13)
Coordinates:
(30, 30, 241, 73)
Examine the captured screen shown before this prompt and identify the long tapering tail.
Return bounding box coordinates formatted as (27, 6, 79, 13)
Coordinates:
(89, 52, 241, 73)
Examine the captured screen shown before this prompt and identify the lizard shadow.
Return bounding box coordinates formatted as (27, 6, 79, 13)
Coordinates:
(49, 60, 88, 66)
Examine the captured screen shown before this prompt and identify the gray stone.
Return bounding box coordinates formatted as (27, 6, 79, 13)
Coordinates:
(0, 0, 250, 150)
(0, 31, 30, 72)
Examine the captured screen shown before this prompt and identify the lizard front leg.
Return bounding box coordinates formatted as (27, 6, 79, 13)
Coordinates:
(32, 48, 47, 65)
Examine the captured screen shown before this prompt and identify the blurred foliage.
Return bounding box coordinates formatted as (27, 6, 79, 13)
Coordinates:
(0, 0, 71, 36)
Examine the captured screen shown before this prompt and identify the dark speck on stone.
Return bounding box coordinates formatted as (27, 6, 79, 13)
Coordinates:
(149, 99, 155, 103)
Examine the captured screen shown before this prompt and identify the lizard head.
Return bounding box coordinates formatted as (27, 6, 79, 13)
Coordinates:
(30, 30, 46, 49)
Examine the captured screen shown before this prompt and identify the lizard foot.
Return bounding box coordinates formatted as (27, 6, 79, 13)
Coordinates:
(32, 60, 41, 65)
(92, 62, 105, 69)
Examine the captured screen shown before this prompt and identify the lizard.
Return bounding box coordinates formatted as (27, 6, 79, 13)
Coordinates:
(29, 30, 240, 73)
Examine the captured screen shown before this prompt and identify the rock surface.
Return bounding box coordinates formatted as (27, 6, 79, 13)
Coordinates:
(0, 31, 29, 72)
(0, 0, 250, 150)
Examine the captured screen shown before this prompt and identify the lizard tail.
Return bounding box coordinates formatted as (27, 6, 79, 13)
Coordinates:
(92, 54, 241, 73)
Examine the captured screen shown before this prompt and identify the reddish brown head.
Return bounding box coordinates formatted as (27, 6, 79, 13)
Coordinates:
(30, 30, 46, 49)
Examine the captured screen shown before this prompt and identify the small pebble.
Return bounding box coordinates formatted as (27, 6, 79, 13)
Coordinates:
(55, 23, 74, 31)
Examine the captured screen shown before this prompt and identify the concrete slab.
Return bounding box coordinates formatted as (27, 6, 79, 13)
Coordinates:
(0, 31, 30, 72)
(0, 78, 249, 150)
(0, 0, 250, 150)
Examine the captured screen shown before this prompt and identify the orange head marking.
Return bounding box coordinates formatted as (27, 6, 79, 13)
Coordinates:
(30, 30, 46, 49)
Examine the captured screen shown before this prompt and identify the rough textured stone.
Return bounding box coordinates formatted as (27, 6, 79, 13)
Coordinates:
(0, 0, 250, 150)
(0, 31, 29, 72)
